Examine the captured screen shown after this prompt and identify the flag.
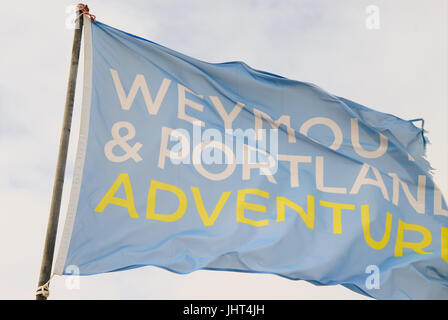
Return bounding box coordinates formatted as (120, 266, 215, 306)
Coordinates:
(55, 17, 448, 299)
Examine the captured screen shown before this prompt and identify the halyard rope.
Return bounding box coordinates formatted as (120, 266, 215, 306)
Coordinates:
(75, 4, 96, 22)
(36, 274, 55, 298)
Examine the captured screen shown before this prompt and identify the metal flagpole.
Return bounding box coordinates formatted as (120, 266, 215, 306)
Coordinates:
(35, 4, 86, 300)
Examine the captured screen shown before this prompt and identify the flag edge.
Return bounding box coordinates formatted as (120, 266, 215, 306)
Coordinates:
(54, 15, 94, 275)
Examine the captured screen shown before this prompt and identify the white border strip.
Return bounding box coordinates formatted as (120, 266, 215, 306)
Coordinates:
(54, 16, 93, 275)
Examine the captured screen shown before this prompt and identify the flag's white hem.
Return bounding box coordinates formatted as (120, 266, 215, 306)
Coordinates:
(54, 16, 93, 275)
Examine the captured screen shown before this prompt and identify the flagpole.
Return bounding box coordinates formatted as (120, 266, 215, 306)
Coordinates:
(36, 4, 85, 300)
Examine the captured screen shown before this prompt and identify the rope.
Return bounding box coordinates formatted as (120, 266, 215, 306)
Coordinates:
(75, 4, 96, 22)
(36, 274, 56, 298)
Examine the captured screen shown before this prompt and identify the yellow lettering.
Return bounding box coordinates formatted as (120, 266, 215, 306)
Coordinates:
(147, 180, 187, 222)
(394, 220, 432, 256)
(442, 227, 448, 264)
(319, 200, 356, 234)
(236, 189, 269, 227)
(276, 195, 315, 229)
(94, 173, 139, 218)
(191, 186, 231, 226)
(361, 204, 392, 250)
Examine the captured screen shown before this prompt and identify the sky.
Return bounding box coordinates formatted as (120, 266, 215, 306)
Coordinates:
(0, 0, 446, 299)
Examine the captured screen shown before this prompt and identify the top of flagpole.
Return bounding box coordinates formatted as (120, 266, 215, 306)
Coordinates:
(76, 3, 96, 23)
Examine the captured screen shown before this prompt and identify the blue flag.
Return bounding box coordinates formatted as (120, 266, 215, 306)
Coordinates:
(55, 17, 448, 299)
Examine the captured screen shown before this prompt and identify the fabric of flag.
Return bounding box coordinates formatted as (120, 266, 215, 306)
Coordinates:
(55, 16, 448, 299)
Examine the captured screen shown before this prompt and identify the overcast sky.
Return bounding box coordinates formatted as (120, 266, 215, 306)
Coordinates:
(0, 0, 446, 299)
